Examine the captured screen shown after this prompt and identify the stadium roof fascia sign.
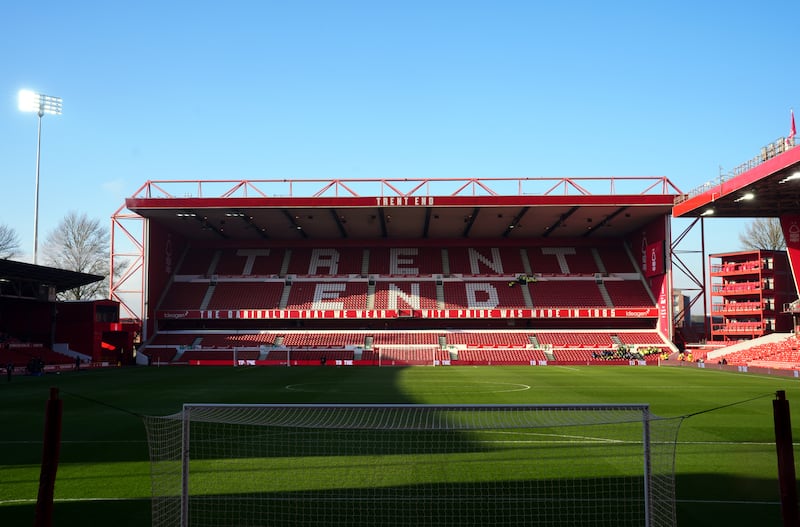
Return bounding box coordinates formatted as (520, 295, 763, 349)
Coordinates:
(127, 193, 677, 210)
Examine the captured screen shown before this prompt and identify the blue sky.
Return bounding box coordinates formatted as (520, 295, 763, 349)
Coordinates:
(2, 1, 797, 284)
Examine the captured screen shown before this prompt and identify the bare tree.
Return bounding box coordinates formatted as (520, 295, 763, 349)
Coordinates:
(41, 211, 110, 300)
(0, 224, 21, 259)
(738, 217, 786, 251)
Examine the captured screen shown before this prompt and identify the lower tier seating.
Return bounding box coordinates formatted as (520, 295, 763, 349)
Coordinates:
(718, 336, 800, 366)
(142, 329, 672, 365)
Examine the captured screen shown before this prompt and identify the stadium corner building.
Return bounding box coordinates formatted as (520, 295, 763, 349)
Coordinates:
(110, 177, 686, 366)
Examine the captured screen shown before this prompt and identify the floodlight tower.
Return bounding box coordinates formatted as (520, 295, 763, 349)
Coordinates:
(18, 89, 62, 264)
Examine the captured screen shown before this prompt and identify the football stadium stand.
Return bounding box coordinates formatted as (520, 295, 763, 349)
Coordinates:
(138, 240, 672, 365)
(110, 177, 702, 366)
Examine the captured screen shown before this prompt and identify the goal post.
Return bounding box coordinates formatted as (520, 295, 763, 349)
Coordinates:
(143, 404, 681, 527)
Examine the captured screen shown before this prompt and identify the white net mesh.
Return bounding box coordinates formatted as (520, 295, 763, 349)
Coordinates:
(143, 404, 681, 527)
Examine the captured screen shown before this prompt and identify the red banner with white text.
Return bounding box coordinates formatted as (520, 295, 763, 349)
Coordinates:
(780, 214, 800, 294)
(158, 307, 657, 320)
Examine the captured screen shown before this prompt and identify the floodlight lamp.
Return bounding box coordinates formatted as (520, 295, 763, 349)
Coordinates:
(700, 208, 714, 216)
(18, 90, 38, 112)
(779, 172, 800, 184)
(18, 89, 62, 116)
(734, 192, 755, 203)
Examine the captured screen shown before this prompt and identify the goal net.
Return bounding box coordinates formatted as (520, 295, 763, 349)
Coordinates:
(142, 404, 681, 527)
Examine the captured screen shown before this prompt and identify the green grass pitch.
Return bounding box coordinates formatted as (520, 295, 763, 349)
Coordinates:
(1, 364, 798, 526)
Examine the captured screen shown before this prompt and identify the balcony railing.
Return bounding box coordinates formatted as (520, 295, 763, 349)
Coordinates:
(710, 262, 762, 274)
(711, 282, 762, 293)
(711, 301, 763, 312)
(711, 321, 765, 333)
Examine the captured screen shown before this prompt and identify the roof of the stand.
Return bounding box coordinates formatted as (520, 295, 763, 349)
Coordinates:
(0, 259, 103, 297)
(673, 139, 800, 218)
(123, 177, 679, 242)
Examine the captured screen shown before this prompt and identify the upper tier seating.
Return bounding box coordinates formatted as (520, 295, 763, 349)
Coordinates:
(604, 281, 654, 307)
(160, 283, 210, 310)
(159, 243, 657, 316)
(441, 281, 529, 310)
(286, 247, 365, 276)
(595, 246, 637, 273)
(214, 248, 285, 275)
(369, 247, 443, 275)
(286, 281, 368, 310)
(529, 281, 606, 308)
(446, 247, 525, 275)
(207, 282, 284, 310)
(528, 246, 598, 274)
(373, 281, 439, 310)
(177, 248, 217, 275)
